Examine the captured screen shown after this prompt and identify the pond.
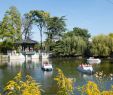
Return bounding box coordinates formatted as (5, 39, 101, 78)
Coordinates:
(0, 58, 113, 95)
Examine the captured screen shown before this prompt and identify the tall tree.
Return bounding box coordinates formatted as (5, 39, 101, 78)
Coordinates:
(45, 16, 66, 51)
(46, 16, 66, 41)
(3, 6, 21, 41)
(0, 6, 22, 51)
(29, 10, 50, 51)
(0, 21, 3, 39)
(67, 27, 91, 40)
(22, 13, 34, 39)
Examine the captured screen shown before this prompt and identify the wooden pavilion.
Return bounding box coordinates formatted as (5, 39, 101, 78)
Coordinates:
(16, 37, 37, 55)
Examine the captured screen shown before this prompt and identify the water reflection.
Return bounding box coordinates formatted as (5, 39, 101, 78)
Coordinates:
(8, 59, 24, 67)
(0, 59, 41, 89)
(7, 59, 40, 69)
(79, 73, 94, 81)
(0, 60, 8, 69)
(43, 71, 53, 79)
(0, 58, 113, 94)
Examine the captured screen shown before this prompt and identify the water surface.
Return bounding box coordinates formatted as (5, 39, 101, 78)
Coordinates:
(0, 58, 113, 95)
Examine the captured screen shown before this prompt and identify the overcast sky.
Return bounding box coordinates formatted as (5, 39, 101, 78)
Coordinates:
(0, 0, 113, 41)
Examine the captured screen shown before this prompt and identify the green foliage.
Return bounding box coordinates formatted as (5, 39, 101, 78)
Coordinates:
(51, 40, 65, 55)
(52, 35, 87, 56)
(0, 40, 14, 53)
(109, 33, 113, 38)
(22, 12, 34, 39)
(81, 81, 113, 95)
(44, 16, 66, 52)
(82, 81, 101, 95)
(65, 36, 86, 56)
(34, 43, 40, 52)
(2, 69, 113, 95)
(66, 27, 90, 40)
(22, 75, 41, 95)
(4, 72, 41, 95)
(50, 27, 89, 57)
(1, 6, 22, 41)
(46, 16, 66, 40)
(90, 35, 113, 57)
(54, 68, 74, 95)
(0, 6, 22, 52)
(28, 10, 50, 50)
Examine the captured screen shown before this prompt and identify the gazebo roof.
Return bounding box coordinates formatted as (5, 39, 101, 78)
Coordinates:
(16, 38, 37, 44)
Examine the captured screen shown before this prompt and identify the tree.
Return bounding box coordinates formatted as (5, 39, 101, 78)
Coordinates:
(109, 33, 113, 38)
(46, 16, 66, 41)
(22, 11, 66, 52)
(29, 10, 50, 51)
(45, 16, 66, 51)
(0, 21, 3, 39)
(0, 6, 22, 51)
(52, 30, 87, 56)
(66, 27, 91, 57)
(3, 6, 21, 41)
(90, 35, 113, 57)
(72, 27, 90, 40)
(22, 12, 34, 39)
(62, 36, 87, 56)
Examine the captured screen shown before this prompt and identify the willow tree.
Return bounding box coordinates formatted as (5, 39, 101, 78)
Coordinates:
(52, 28, 88, 56)
(90, 35, 113, 57)
(63, 36, 87, 56)
(109, 33, 113, 38)
(52, 35, 87, 56)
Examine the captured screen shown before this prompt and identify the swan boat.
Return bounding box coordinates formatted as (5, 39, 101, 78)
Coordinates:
(87, 57, 101, 64)
(77, 64, 94, 74)
(41, 63, 53, 71)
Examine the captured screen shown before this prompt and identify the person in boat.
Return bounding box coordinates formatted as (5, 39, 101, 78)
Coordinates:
(44, 62, 48, 65)
(80, 63, 84, 68)
(80, 63, 91, 67)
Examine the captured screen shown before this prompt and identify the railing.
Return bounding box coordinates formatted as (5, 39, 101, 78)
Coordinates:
(21, 51, 36, 55)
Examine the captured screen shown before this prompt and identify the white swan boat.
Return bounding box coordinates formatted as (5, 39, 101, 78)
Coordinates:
(77, 64, 94, 74)
(41, 63, 53, 71)
(87, 57, 101, 64)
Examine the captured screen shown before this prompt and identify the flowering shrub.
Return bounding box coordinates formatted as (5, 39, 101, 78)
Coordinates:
(82, 81, 100, 95)
(2, 70, 113, 95)
(4, 72, 41, 95)
(54, 68, 74, 95)
(81, 81, 113, 95)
